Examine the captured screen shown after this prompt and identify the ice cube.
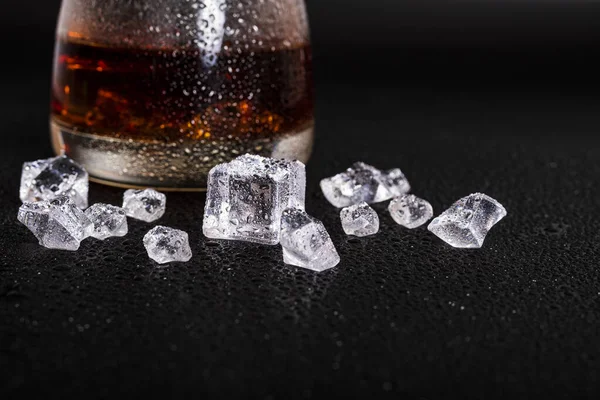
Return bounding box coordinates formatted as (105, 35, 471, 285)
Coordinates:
(20, 155, 89, 209)
(19, 158, 51, 202)
(280, 208, 340, 272)
(340, 202, 379, 237)
(203, 154, 306, 245)
(122, 189, 166, 222)
(389, 194, 433, 229)
(382, 168, 411, 197)
(428, 193, 507, 249)
(84, 204, 128, 240)
(320, 162, 410, 208)
(17, 195, 93, 251)
(143, 226, 193, 264)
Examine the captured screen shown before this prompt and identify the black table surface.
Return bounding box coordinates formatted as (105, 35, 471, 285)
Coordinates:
(2, 53, 600, 399)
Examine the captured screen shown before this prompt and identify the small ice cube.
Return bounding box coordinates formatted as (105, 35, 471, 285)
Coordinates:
(340, 202, 379, 237)
(280, 208, 340, 272)
(17, 196, 92, 251)
(389, 194, 433, 229)
(20, 155, 89, 209)
(84, 204, 128, 240)
(320, 162, 410, 208)
(143, 226, 193, 264)
(382, 168, 411, 197)
(428, 193, 507, 249)
(19, 158, 51, 202)
(203, 154, 306, 245)
(122, 189, 166, 222)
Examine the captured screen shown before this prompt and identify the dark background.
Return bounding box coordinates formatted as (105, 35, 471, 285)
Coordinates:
(3, 0, 600, 84)
(2, 1, 600, 399)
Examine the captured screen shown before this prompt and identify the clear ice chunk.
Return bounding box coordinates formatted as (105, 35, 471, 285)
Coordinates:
(84, 204, 128, 240)
(389, 194, 434, 229)
(20, 155, 89, 209)
(203, 154, 306, 245)
(122, 189, 166, 222)
(320, 162, 410, 208)
(143, 226, 193, 265)
(428, 193, 507, 249)
(382, 168, 411, 197)
(17, 196, 93, 251)
(340, 202, 380, 237)
(280, 208, 340, 272)
(19, 158, 51, 202)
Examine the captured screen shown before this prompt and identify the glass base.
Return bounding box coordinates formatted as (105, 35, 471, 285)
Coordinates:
(51, 120, 314, 190)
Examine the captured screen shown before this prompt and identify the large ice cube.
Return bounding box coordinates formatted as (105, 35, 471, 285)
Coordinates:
(20, 155, 89, 209)
(203, 154, 306, 245)
(320, 162, 410, 208)
(280, 208, 340, 272)
(143, 226, 193, 265)
(17, 196, 92, 251)
(428, 193, 507, 249)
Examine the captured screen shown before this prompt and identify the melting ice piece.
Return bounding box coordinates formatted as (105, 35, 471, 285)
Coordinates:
(84, 204, 128, 240)
(203, 154, 306, 245)
(280, 208, 340, 272)
(17, 196, 93, 251)
(428, 193, 507, 249)
(320, 162, 410, 208)
(20, 155, 89, 209)
(122, 189, 166, 222)
(143, 226, 193, 265)
(340, 202, 379, 237)
(389, 194, 433, 229)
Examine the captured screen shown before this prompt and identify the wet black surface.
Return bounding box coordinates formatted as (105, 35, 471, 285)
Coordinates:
(2, 70, 600, 398)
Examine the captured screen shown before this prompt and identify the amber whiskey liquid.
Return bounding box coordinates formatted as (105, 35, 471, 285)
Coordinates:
(51, 38, 314, 188)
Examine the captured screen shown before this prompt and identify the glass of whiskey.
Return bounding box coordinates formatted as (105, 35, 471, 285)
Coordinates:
(51, 0, 314, 189)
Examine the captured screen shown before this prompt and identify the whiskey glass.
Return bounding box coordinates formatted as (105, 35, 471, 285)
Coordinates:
(51, 0, 313, 189)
